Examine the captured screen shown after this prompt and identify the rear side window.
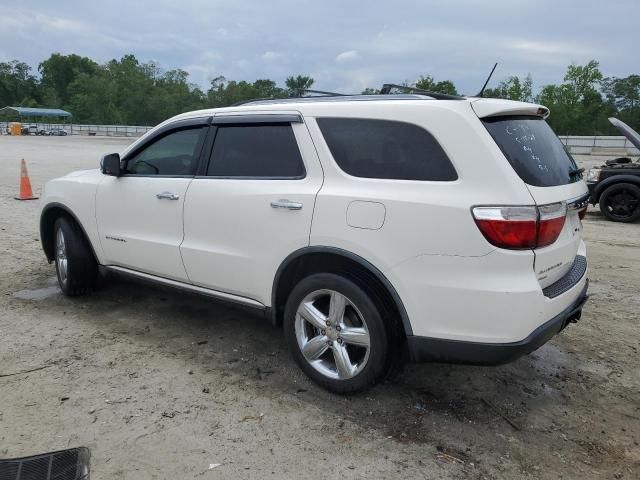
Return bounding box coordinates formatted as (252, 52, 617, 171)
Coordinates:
(207, 124, 305, 178)
(483, 116, 580, 187)
(317, 118, 457, 181)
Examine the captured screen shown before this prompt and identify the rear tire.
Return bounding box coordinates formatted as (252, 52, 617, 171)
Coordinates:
(53, 217, 98, 296)
(284, 273, 389, 394)
(599, 183, 640, 223)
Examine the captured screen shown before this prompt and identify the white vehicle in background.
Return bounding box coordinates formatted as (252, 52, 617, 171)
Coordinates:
(39, 91, 589, 393)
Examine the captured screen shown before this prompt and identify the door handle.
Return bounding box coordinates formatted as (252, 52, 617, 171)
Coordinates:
(156, 192, 180, 200)
(270, 199, 303, 210)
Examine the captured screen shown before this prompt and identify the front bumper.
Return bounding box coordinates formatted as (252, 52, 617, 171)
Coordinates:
(406, 280, 589, 365)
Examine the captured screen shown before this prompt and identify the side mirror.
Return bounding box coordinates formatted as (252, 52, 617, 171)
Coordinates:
(101, 153, 122, 177)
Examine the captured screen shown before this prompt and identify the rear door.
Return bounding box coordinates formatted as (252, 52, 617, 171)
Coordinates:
(180, 113, 323, 305)
(481, 114, 588, 287)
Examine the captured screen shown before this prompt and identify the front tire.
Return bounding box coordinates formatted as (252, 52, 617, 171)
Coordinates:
(599, 182, 640, 223)
(284, 273, 389, 394)
(53, 217, 98, 296)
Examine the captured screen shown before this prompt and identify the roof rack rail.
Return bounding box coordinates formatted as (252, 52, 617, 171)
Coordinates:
(232, 89, 346, 107)
(379, 83, 465, 100)
(302, 89, 347, 97)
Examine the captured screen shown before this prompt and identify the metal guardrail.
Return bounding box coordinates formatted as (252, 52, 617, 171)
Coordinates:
(558, 135, 639, 156)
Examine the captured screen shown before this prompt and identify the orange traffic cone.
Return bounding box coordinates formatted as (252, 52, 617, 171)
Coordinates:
(15, 159, 39, 200)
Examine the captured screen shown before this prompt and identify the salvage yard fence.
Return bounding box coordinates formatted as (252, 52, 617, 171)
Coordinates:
(1, 121, 639, 156)
(558, 135, 639, 156)
(0, 121, 152, 138)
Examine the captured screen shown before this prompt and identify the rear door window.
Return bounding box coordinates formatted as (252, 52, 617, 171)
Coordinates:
(207, 124, 305, 178)
(317, 118, 457, 181)
(482, 116, 581, 187)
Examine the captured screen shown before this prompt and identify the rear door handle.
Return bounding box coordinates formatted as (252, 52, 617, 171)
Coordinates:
(156, 192, 180, 200)
(270, 199, 303, 210)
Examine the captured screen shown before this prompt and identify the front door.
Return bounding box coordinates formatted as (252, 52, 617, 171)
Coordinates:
(96, 121, 208, 281)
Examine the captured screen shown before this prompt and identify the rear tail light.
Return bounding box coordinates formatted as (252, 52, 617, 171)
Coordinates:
(537, 202, 567, 247)
(472, 202, 567, 250)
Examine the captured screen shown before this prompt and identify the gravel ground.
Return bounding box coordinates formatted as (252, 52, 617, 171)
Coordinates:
(0, 135, 638, 479)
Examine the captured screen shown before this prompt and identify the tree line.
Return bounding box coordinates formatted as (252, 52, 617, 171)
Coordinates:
(1, 53, 638, 135)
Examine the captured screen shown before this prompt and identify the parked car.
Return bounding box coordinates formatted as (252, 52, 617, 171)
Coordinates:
(586, 118, 640, 223)
(21, 125, 38, 135)
(39, 94, 589, 393)
(49, 128, 69, 136)
(36, 128, 69, 136)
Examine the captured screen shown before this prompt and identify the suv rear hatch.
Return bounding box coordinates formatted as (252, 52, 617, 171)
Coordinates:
(472, 99, 588, 288)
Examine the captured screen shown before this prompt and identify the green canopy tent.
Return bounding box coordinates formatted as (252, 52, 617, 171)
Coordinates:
(0, 106, 72, 135)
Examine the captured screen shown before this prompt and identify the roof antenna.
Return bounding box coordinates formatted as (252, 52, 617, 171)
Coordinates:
(477, 62, 498, 97)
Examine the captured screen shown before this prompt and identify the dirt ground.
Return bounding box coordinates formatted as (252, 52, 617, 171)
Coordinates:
(0, 135, 638, 479)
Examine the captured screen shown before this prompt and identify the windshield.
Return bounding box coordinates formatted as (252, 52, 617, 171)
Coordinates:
(483, 116, 581, 187)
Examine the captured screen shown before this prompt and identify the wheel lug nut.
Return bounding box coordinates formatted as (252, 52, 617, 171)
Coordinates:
(327, 340, 332, 346)
(321, 329, 326, 335)
(326, 320, 331, 327)
(335, 325, 341, 332)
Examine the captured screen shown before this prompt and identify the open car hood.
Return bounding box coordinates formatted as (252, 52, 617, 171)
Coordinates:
(609, 117, 640, 151)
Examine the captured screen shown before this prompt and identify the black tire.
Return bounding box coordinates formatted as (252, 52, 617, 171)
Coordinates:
(53, 217, 98, 296)
(284, 273, 389, 394)
(599, 182, 640, 223)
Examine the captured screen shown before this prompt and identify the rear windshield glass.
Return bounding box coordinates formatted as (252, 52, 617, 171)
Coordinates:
(482, 116, 581, 187)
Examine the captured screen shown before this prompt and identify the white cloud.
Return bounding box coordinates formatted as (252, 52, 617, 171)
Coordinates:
(336, 50, 360, 63)
(0, 0, 637, 94)
(262, 51, 285, 62)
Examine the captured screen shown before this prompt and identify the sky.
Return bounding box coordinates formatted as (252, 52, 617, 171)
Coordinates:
(1, 0, 637, 95)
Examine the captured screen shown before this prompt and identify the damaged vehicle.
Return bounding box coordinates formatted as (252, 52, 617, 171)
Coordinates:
(39, 92, 590, 393)
(586, 117, 640, 222)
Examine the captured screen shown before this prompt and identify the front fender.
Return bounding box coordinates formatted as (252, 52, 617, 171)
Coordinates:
(591, 175, 640, 203)
(39, 171, 104, 264)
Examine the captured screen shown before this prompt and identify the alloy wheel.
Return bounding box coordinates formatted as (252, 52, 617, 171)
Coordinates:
(294, 289, 371, 380)
(56, 227, 68, 285)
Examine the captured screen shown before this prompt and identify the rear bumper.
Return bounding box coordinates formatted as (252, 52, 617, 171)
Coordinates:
(406, 280, 589, 365)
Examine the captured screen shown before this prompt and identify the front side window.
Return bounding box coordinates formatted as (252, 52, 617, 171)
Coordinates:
(317, 118, 458, 181)
(207, 124, 305, 178)
(125, 127, 206, 176)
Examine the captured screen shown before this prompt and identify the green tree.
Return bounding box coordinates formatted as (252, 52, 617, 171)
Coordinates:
(415, 75, 458, 95)
(0, 60, 39, 106)
(285, 75, 314, 97)
(601, 74, 640, 131)
(537, 60, 611, 134)
(484, 74, 533, 102)
(38, 54, 98, 107)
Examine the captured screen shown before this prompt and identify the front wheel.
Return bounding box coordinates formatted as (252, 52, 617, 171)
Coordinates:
(284, 273, 389, 394)
(53, 217, 98, 296)
(599, 182, 640, 223)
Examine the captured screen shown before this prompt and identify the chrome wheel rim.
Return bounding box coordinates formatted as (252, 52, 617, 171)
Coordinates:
(56, 228, 68, 285)
(295, 289, 371, 380)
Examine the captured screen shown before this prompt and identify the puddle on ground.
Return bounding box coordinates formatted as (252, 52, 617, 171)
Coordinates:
(13, 285, 60, 301)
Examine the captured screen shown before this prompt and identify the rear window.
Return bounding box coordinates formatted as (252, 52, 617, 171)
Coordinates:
(483, 116, 581, 187)
(317, 118, 457, 181)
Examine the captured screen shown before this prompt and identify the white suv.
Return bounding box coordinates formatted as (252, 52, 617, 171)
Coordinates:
(39, 94, 590, 393)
